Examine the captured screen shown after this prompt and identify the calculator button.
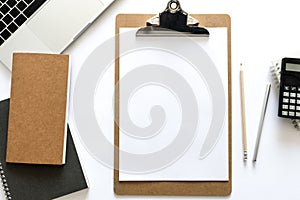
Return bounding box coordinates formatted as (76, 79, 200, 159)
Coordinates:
(290, 105, 295, 110)
(283, 98, 289, 103)
(282, 104, 288, 109)
(284, 86, 290, 90)
(290, 99, 296, 104)
(289, 111, 295, 116)
(297, 106, 300, 111)
(297, 100, 300, 104)
(283, 92, 289, 97)
(297, 94, 300, 98)
(296, 112, 300, 117)
(290, 93, 296, 98)
(282, 111, 288, 116)
(298, 87, 300, 92)
(291, 86, 297, 91)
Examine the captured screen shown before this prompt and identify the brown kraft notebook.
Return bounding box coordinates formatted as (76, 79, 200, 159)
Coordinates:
(6, 53, 70, 165)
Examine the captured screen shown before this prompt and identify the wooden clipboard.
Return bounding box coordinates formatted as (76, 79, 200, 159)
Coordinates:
(114, 13, 232, 196)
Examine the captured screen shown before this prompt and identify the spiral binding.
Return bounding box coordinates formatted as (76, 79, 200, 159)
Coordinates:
(0, 163, 12, 200)
(270, 61, 281, 89)
(270, 61, 300, 131)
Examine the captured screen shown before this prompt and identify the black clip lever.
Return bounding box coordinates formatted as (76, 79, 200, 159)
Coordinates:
(137, 0, 209, 37)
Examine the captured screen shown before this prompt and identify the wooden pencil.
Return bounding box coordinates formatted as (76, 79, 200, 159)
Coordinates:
(240, 63, 248, 160)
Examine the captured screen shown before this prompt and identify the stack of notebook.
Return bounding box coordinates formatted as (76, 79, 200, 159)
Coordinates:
(0, 99, 88, 199)
(0, 53, 88, 200)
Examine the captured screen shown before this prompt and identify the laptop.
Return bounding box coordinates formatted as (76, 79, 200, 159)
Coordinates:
(0, 0, 115, 70)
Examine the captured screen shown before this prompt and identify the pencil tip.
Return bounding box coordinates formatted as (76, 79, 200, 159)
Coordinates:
(243, 151, 247, 160)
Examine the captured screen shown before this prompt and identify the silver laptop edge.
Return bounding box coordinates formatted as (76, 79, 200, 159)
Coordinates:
(0, 0, 115, 71)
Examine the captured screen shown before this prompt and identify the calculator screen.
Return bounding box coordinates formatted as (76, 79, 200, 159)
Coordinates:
(286, 63, 300, 72)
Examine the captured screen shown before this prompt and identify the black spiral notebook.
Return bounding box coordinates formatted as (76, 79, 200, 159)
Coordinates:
(0, 99, 88, 200)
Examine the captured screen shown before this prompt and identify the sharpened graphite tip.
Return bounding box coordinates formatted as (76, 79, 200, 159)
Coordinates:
(243, 151, 247, 161)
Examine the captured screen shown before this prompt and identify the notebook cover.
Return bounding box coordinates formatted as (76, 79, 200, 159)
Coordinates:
(6, 53, 70, 165)
(0, 99, 88, 200)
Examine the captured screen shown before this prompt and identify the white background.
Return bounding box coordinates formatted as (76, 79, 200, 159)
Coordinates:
(1, 0, 300, 199)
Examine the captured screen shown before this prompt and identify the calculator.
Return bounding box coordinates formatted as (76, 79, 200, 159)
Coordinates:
(278, 58, 300, 119)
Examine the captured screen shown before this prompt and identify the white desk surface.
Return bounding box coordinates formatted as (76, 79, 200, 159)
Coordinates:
(1, 0, 300, 199)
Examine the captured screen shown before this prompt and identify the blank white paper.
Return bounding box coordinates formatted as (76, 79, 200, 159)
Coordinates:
(118, 28, 228, 181)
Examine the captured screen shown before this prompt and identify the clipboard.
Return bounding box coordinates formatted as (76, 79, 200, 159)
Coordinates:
(114, 1, 232, 196)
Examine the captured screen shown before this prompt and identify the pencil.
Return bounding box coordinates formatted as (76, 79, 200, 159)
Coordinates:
(253, 83, 271, 162)
(240, 63, 247, 160)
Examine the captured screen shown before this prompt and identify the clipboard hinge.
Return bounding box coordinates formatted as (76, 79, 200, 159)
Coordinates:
(137, 0, 209, 37)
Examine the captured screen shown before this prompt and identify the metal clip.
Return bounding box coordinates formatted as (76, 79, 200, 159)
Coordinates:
(137, 0, 209, 37)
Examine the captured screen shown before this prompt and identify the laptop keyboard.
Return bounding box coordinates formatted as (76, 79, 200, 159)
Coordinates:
(0, 0, 47, 46)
